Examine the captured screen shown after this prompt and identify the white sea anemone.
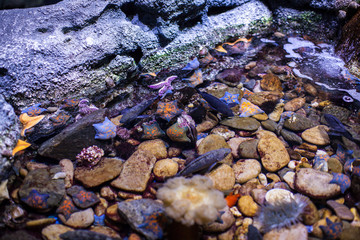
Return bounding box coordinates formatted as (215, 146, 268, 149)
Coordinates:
(156, 175, 226, 226)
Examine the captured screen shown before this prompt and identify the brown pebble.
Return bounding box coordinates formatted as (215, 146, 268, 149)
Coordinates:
(100, 186, 117, 201)
(105, 204, 123, 223)
(26, 218, 56, 228)
(327, 200, 354, 221)
(19, 168, 28, 178)
(237, 195, 259, 217)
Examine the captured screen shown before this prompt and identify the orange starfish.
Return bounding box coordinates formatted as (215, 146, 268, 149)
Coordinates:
(19, 113, 45, 137)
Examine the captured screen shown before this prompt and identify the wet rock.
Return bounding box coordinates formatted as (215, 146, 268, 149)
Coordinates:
(0, 95, 20, 181)
(74, 158, 123, 188)
(301, 125, 330, 145)
(18, 166, 65, 211)
(327, 200, 354, 221)
(263, 223, 307, 240)
(328, 157, 343, 173)
(196, 112, 219, 133)
(251, 188, 267, 205)
(216, 68, 245, 87)
(207, 164, 235, 191)
(282, 171, 296, 189)
(59, 159, 74, 189)
(42, 224, 74, 240)
(89, 226, 121, 239)
(227, 137, 250, 158)
(260, 72, 283, 91)
(138, 139, 167, 160)
(111, 149, 156, 192)
(233, 159, 261, 184)
(117, 199, 165, 240)
(26, 218, 56, 228)
(247, 91, 283, 112)
(67, 185, 100, 209)
(294, 168, 341, 199)
(269, 102, 285, 122)
(258, 136, 290, 172)
(284, 97, 306, 112)
(153, 158, 179, 179)
(59, 208, 94, 229)
(322, 105, 351, 122)
(280, 129, 303, 145)
(301, 196, 319, 226)
(304, 83, 318, 96)
(221, 117, 260, 131)
(261, 119, 277, 132)
(283, 114, 314, 131)
(238, 139, 260, 159)
(203, 206, 235, 232)
(38, 110, 108, 160)
(211, 126, 235, 141)
(60, 229, 121, 240)
(197, 134, 232, 165)
(238, 195, 259, 217)
(0, 179, 9, 203)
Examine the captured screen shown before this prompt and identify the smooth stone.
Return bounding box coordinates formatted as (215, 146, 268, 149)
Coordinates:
(237, 139, 260, 159)
(233, 159, 261, 184)
(221, 117, 260, 131)
(74, 157, 123, 188)
(18, 166, 65, 211)
(60, 230, 121, 240)
(322, 105, 351, 123)
(263, 223, 307, 240)
(59, 159, 74, 189)
(89, 226, 121, 238)
(265, 188, 294, 204)
(153, 158, 179, 178)
(252, 113, 268, 121)
(283, 114, 314, 131)
(117, 199, 165, 240)
(260, 72, 282, 91)
(210, 126, 235, 141)
(269, 102, 285, 122)
(284, 97, 306, 112)
(105, 204, 123, 223)
(247, 91, 283, 111)
(0, 179, 10, 203)
(301, 125, 330, 145)
(227, 137, 251, 159)
(237, 195, 259, 217)
(301, 196, 319, 226)
(206, 164, 235, 191)
(197, 134, 232, 165)
(42, 224, 74, 240)
(67, 185, 100, 209)
(137, 139, 167, 160)
(283, 171, 296, 189)
(328, 158, 343, 173)
(38, 109, 108, 160)
(196, 112, 219, 133)
(59, 208, 94, 229)
(26, 218, 56, 228)
(251, 188, 267, 205)
(280, 129, 303, 145)
(257, 136, 290, 172)
(256, 130, 277, 139)
(261, 119, 277, 132)
(294, 168, 341, 199)
(327, 200, 354, 221)
(203, 206, 235, 232)
(304, 83, 317, 96)
(111, 149, 156, 192)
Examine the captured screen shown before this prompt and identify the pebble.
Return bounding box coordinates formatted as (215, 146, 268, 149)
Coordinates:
(280, 129, 303, 145)
(59, 208, 94, 228)
(251, 188, 267, 205)
(75, 157, 123, 188)
(263, 223, 307, 240)
(89, 226, 121, 238)
(203, 206, 235, 232)
(294, 168, 341, 199)
(268, 102, 284, 122)
(26, 218, 56, 228)
(301, 195, 319, 225)
(42, 224, 74, 240)
(258, 173, 267, 185)
(117, 199, 165, 240)
(232, 159, 261, 184)
(260, 73, 283, 91)
(153, 158, 179, 178)
(237, 195, 259, 217)
(257, 135, 290, 172)
(301, 125, 330, 145)
(105, 203, 123, 223)
(283, 171, 295, 189)
(210, 126, 235, 141)
(197, 134, 232, 164)
(111, 149, 156, 192)
(283, 114, 314, 131)
(221, 117, 260, 131)
(247, 91, 283, 110)
(59, 159, 74, 189)
(100, 186, 117, 201)
(67, 185, 100, 209)
(265, 188, 294, 204)
(227, 137, 250, 158)
(237, 139, 260, 159)
(207, 164, 235, 191)
(284, 97, 305, 112)
(327, 200, 354, 221)
(327, 157, 343, 173)
(0, 179, 9, 203)
(18, 166, 65, 211)
(137, 139, 167, 160)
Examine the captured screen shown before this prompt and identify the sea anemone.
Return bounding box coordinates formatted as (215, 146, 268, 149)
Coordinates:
(156, 175, 226, 226)
(255, 193, 308, 233)
(76, 145, 104, 168)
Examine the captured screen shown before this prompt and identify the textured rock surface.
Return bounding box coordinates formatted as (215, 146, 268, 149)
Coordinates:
(257, 136, 290, 172)
(0, 94, 20, 180)
(0, 0, 271, 108)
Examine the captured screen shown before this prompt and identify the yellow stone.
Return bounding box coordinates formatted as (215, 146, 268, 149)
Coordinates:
(237, 195, 259, 217)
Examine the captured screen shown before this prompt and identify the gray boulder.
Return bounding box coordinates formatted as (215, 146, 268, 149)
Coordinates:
(0, 0, 159, 108)
(0, 94, 20, 181)
(0, 0, 271, 109)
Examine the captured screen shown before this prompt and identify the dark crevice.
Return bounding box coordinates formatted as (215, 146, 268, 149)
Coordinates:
(0, 67, 8, 77)
(207, 6, 237, 16)
(87, 54, 117, 70)
(62, 3, 119, 34)
(0, 0, 63, 10)
(127, 47, 143, 65)
(121, 1, 137, 20)
(179, 14, 203, 30)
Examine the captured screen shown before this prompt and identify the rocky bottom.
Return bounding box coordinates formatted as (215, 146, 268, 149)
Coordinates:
(1, 32, 360, 240)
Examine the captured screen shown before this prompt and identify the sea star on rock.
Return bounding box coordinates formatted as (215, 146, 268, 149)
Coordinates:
(93, 117, 117, 140)
(156, 100, 182, 122)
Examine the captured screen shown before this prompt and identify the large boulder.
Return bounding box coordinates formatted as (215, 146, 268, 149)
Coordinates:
(0, 0, 272, 108)
(0, 94, 20, 181)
